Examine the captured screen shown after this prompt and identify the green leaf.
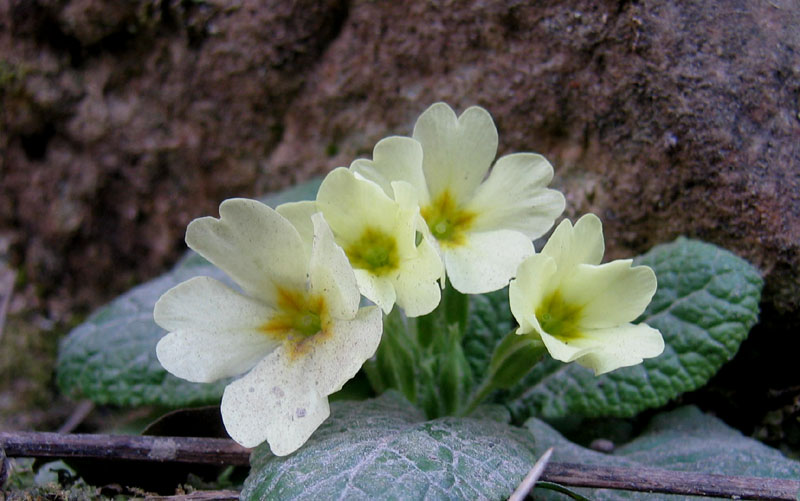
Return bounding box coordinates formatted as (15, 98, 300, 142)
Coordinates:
(56, 254, 230, 406)
(242, 391, 537, 500)
(56, 178, 322, 407)
(505, 238, 763, 421)
(526, 406, 800, 500)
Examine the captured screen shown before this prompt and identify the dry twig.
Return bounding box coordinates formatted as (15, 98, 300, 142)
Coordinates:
(2, 432, 799, 500)
(57, 401, 95, 434)
(541, 462, 800, 500)
(144, 490, 240, 501)
(509, 447, 553, 501)
(0, 431, 249, 466)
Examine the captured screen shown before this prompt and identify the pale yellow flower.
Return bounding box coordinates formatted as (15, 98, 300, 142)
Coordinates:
(278, 168, 443, 317)
(352, 102, 565, 294)
(509, 214, 664, 375)
(154, 199, 381, 455)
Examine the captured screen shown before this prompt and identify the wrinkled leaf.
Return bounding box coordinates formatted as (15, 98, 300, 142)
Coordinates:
(56, 179, 322, 406)
(242, 391, 537, 501)
(460, 238, 763, 422)
(526, 405, 800, 500)
(56, 254, 229, 406)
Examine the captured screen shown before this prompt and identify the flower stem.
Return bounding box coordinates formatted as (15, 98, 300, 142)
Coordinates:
(443, 281, 469, 340)
(363, 309, 420, 404)
(461, 329, 546, 416)
(461, 378, 497, 416)
(416, 278, 469, 348)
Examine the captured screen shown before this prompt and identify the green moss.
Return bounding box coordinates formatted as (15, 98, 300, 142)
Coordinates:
(325, 143, 340, 157)
(0, 60, 28, 92)
(0, 315, 60, 425)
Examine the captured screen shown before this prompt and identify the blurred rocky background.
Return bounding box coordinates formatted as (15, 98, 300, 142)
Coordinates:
(1, 0, 798, 452)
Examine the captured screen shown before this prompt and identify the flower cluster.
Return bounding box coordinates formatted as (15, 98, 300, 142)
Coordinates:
(154, 103, 664, 456)
(509, 214, 664, 375)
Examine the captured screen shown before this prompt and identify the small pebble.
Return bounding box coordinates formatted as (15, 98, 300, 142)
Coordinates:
(589, 438, 615, 453)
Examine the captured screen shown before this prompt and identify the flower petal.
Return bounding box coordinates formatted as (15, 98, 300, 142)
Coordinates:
(353, 268, 397, 314)
(155, 277, 279, 383)
(316, 168, 399, 244)
(350, 136, 429, 204)
(413, 103, 498, 202)
(221, 351, 331, 452)
(542, 214, 605, 279)
(220, 306, 382, 453)
(276, 200, 318, 258)
(538, 329, 595, 365)
(392, 237, 443, 317)
(509, 253, 558, 335)
(444, 229, 534, 294)
(538, 322, 664, 375)
(186, 199, 308, 304)
(467, 153, 566, 239)
(561, 260, 658, 328)
(389, 180, 425, 259)
(317, 305, 383, 395)
(571, 323, 665, 375)
(308, 213, 360, 320)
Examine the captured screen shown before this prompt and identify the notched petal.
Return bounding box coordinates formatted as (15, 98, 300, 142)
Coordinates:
(185, 199, 309, 304)
(468, 153, 565, 239)
(414, 102, 498, 201)
(220, 306, 381, 454)
(351, 136, 429, 203)
(154, 277, 279, 383)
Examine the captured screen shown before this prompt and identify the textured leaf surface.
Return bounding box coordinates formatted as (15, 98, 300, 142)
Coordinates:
(242, 392, 537, 501)
(505, 238, 763, 421)
(526, 406, 800, 500)
(56, 179, 322, 406)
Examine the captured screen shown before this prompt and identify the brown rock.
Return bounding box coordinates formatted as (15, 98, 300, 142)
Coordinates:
(266, 0, 800, 432)
(1, 0, 798, 420)
(272, 0, 800, 334)
(1, 0, 347, 315)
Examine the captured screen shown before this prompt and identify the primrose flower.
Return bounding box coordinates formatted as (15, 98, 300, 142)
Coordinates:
(352, 102, 565, 294)
(154, 199, 382, 455)
(277, 167, 443, 317)
(509, 214, 664, 375)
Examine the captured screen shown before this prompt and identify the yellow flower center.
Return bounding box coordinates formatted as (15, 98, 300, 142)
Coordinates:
(420, 190, 475, 247)
(535, 290, 584, 340)
(345, 227, 399, 275)
(261, 288, 327, 341)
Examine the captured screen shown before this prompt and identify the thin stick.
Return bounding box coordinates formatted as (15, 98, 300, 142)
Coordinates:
(0, 432, 250, 466)
(508, 447, 553, 501)
(0, 266, 15, 341)
(144, 490, 240, 501)
(57, 401, 95, 434)
(541, 462, 800, 500)
(2, 432, 800, 500)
